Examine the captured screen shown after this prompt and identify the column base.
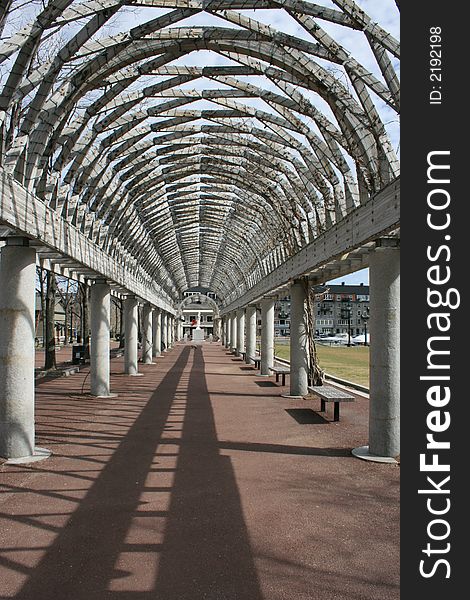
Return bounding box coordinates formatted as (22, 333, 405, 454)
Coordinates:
(91, 393, 119, 399)
(4, 447, 52, 465)
(352, 445, 399, 464)
(126, 372, 144, 377)
(280, 393, 305, 399)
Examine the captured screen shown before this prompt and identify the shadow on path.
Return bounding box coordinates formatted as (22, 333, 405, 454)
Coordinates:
(154, 346, 263, 600)
(11, 346, 262, 600)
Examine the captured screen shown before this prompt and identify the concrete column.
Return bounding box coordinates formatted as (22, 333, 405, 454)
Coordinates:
(0, 240, 47, 461)
(177, 319, 182, 342)
(230, 312, 237, 353)
(142, 304, 153, 364)
(368, 243, 400, 458)
(124, 296, 139, 375)
(167, 316, 172, 349)
(236, 309, 245, 357)
(221, 318, 225, 344)
(289, 280, 309, 397)
(225, 317, 231, 348)
(152, 309, 161, 357)
(162, 313, 168, 351)
(90, 281, 112, 397)
(245, 305, 257, 364)
(260, 298, 275, 375)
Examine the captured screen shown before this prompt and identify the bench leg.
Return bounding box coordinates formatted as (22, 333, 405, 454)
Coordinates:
(334, 402, 340, 422)
(276, 373, 279, 383)
(282, 374, 285, 386)
(320, 399, 326, 412)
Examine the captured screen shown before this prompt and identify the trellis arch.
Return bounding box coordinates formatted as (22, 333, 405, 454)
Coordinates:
(0, 0, 400, 306)
(177, 293, 220, 319)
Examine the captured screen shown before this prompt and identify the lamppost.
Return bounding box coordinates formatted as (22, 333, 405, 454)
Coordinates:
(361, 307, 370, 346)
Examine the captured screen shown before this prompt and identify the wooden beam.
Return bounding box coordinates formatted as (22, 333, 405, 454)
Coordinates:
(0, 169, 176, 314)
(221, 177, 399, 313)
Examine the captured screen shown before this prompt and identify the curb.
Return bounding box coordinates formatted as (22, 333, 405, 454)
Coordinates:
(35, 365, 80, 381)
(35, 350, 124, 382)
(273, 355, 370, 397)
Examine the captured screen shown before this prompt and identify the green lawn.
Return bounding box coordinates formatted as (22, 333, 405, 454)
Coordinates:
(273, 342, 370, 388)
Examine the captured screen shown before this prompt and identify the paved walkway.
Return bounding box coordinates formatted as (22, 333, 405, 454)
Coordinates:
(0, 343, 399, 600)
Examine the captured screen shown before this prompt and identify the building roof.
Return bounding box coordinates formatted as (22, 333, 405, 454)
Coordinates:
(315, 284, 370, 295)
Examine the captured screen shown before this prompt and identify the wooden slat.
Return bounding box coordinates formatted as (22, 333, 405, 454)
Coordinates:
(0, 168, 175, 313)
(221, 178, 399, 313)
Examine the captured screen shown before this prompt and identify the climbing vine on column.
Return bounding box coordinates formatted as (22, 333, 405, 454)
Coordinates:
(302, 277, 324, 387)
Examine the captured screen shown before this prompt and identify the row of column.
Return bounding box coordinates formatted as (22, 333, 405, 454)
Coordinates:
(220, 242, 400, 459)
(90, 292, 178, 386)
(223, 300, 275, 376)
(0, 239, 399, 461)
(0, 238, 178, 460)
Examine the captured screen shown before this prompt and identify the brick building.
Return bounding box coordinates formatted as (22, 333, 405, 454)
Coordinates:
(273, 283, 370, 338)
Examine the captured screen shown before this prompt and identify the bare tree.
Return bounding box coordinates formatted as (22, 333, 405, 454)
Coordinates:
(44, 269, 57, 370)
(78, 282, 90, 359)
(35, 265, 47, 347)
(56, 275, 78, 345)
(0, 0, 14, 38)
(111, 296, 124, 348)
(303, 278, 325, 386)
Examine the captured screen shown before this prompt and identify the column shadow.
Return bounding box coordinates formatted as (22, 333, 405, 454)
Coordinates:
(9, 346, 263, 600)
(153, 346, 263, 600)
(12, 348, 192, 600)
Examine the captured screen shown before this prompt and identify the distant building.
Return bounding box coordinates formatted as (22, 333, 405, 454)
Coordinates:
(274, 296, 291, 337)
(35, 291, 68, 343)
(181, 288, 218, 338)
(272, 282, 370, 337)
(183, 287, 218, 301)
(314, 283, 370, 336)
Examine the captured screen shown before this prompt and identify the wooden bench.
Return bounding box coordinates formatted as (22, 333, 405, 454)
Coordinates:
(240, 351, 246, 362)
(308, 385, 355, 422)
(248, 355, 261, 369)
(269, 366, 290, 386)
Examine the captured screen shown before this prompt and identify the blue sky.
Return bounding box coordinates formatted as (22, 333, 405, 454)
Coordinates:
(3, 1, 393, 294)
(328, 268, 369, 286)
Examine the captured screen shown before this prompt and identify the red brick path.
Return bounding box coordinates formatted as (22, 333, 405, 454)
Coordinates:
(0, 343, 399, 600)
